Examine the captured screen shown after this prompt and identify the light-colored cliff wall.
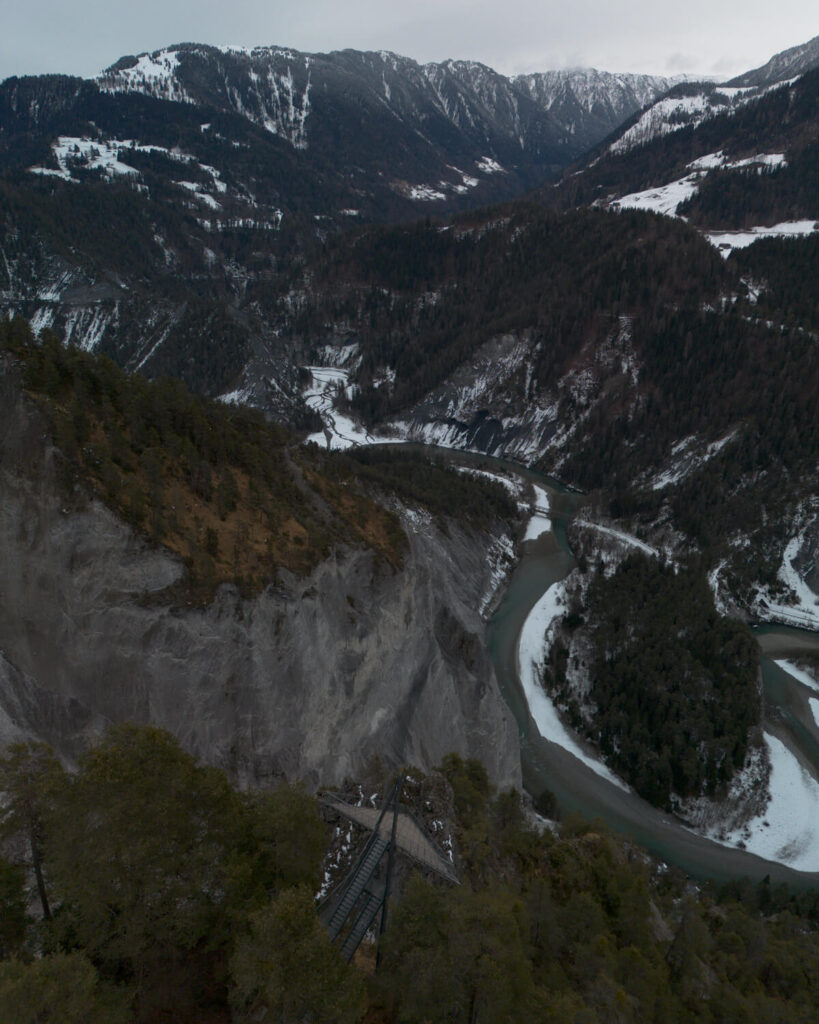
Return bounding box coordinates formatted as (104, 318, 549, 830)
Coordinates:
(0, 366, 520, 789)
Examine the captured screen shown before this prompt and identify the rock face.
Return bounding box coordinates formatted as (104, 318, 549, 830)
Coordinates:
(0, 369, 520, 788)
(726, 34, 819, 87)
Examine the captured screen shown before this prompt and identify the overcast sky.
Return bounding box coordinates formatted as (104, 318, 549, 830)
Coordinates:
(2, 0, 817, 82)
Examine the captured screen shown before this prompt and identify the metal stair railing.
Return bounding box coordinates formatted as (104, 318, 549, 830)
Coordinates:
(324, 833, 389, 941)
(340, 885, 385, 962)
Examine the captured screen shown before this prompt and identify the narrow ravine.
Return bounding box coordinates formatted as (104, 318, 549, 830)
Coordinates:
(305, 376, 819, 884)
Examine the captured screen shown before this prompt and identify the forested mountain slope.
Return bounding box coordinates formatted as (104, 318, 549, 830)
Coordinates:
(4, 735, 819, 1023)
(548, 65, 819, 238)
(0, 36, 816, 821)
(1, 38, 814, 415)
(282, 200, 817, 622)
(727, 33, 819, 87)
(0, 44, 679, 408)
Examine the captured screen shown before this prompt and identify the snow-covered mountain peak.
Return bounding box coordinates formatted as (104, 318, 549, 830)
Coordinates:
(100, 44, 313, 149)
(512, 68, 684, 148)
(99, 47, 192, 104)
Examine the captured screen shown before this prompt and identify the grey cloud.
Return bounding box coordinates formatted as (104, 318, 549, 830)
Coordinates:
(2, 0, 817, 82)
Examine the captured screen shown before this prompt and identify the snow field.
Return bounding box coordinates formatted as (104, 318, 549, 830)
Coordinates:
(611, 175, 700, 217)
(707, 220, 818, 256)
(714, 733, 819, 872)
(606, 141, 814, 255)
(756, 532, 819, 631)
(573, 520, 659, 558)
(303, 367, 376, 449)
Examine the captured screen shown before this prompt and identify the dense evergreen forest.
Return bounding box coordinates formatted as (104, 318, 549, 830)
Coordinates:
(279, 203, 817, 576)
(676, 142, 819, 230)
(548, 68, 819, 228)
(732, 234, 819, 331)
(285, 205, 728, 423)
(1, 316, 515, 600)
(545, 555, 761, 807)
(3, 729, 819, 1023)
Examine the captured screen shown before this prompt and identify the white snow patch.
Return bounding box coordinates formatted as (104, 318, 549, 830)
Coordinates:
(608, 79, 796, 159)
(611, 174, 700, 217)
(651, 430, 738, 491)
(714, 733, 819, 872)
(303, 366, 378, 450)
(407, 185, 447, 202)
(35, 269, 75, 302)
(476, 156, 505, 174)
(708, 559, 731, 616)
(574, 521, 659, 558)
(688, 151, 727, 170)
(62, 306, 115, 352)
(810, 699, 819, 728)
(479, 532, 516, 616)
(756, 530, 819, 630)
(52, 137, 138, 179)
(177, 181, 221, 209)
(398, 504, 434, 531)
(98, 49, 192, 104)
(706, 220, 818, 256)
(218, 386, 253, 407)
(688, 151, 786, 171)
(133, 324, 173, 373)
(29, 167, 74, 181)
(610, 94, 713, 154)
(729, 152, 787, 170)
(713, 87, 757, 98)
(29, 136, 233, 203)
(778, 533, 819, 616)
(518, 581, 628, 789)
(28, 307, 56, 334)
(774, 661, 819, 693)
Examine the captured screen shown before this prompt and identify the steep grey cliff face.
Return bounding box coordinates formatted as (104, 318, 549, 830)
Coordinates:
(0, 369, 520, 788)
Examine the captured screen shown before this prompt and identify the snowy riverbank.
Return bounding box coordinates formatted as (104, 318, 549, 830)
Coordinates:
(516, 580, 626, 790)
(708, 732, 819, 873)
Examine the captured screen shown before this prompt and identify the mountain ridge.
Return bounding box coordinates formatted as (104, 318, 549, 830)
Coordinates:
(95, 41, 684, 162)
(726, 33, 819, 87)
